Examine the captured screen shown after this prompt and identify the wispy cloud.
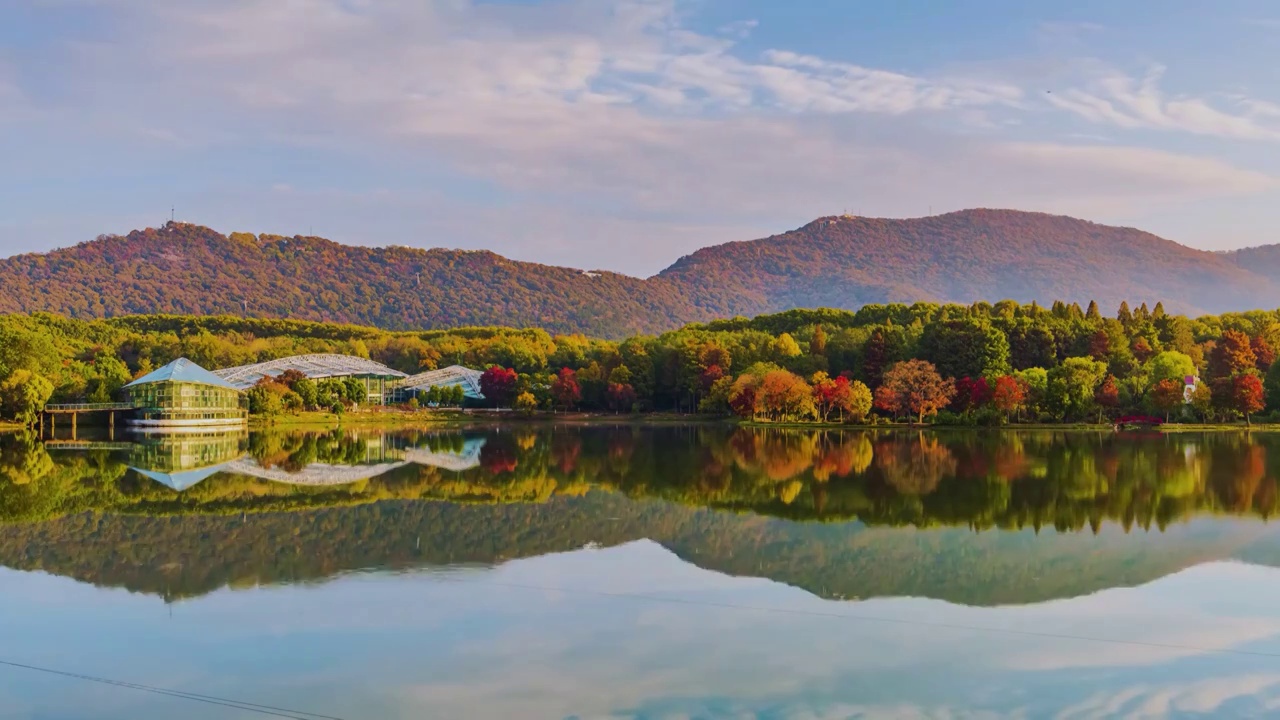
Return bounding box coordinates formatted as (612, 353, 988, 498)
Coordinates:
(1047, 65, 1280, 140)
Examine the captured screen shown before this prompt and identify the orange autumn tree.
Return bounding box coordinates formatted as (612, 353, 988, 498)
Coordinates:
(758, 369, 815, 422)
(875, 360, 955, 424)
(991, 375, 1026, 420)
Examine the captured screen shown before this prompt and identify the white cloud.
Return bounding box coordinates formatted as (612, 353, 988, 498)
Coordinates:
(1048, 65, 1280, 140)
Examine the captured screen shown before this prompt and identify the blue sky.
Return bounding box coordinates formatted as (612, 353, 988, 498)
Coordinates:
(2, 0, 1280, 275)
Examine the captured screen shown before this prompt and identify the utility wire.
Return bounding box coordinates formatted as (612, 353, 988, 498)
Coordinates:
(451, 578, 1280, 660)
(0, 659, 347, 720)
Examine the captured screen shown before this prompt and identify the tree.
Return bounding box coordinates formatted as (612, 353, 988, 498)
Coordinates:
(1253, 336, 1276, 373)
(1046, 357, 1108, 421)
(811, 372, 840, 422)
(606, 383, 637, 412)
(0, 371, 53, 426)
(1130, 337, 1154, 364)
(1094, 374, 1120, 422)
(245, 384, 285, 417)
(342, 376, 366, 405)
(810, 325, 827, 356)
(1087, 330, 1110, 360)
(758, 370, 814, 421)
(1149, 378, 1184, 421)
(293, 377, 318, 409)
(1231, 373, 1266, 426)
(1014, 367, 1048, 418)
(480, 366, 518, 407)
(991, 375, 1026, 419)
(771, 333, 802, 359)
(1085, 300, 1101, 320)
(878, 360, 955, 424)
(845, 379, 873, 423)
(728, 375, 761, 420)
(919, 318, 1010, 379)
(1117, 301, 1133, 325)
(952, 376, 992, 413)
(1147, 351, 1196, 386)
(1209, 329, 1256, 380)
(1007, 321, 1057, 370)
(1267, 361, 1280, 412)
(550, 368, 582, 410)
(513, 391, 539, 414)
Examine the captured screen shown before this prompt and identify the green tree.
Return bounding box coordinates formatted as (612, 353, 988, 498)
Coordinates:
(1146, 351, 1196, 386)
(0, 371, 54, 425)
(1046, 357, 1108, 421)
(342, 376, 366, 404)
(919, 319, 1010, 379)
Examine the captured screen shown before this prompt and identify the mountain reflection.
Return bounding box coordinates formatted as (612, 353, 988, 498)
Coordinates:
(1, 426, 1280, 605)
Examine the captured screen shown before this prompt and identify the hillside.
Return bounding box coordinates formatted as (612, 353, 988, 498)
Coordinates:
(2, 210, 1279, 335)
(656, 209, 1280, 318)
(0, 224, 694, 337)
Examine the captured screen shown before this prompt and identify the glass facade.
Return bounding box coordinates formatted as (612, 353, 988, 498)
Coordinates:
(126, 381, 246, 423)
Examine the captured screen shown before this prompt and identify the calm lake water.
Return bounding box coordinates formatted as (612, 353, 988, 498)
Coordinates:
(2, 425, 1280, 719)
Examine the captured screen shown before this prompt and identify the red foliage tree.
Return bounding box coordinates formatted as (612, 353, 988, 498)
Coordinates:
(479, 366, 518, 407)
(728, 383, 758, 419)
(606, 382, 637, 412)
(1094, 374, 1120, 421)
(991, 375, 1026, 417)
(551, 367, 582, 410)
(952, 376, 992, 412)
(1252, 336, 1276, 373)
(1231, 373, 1266, 425)
(1149, 378, 1184, 421)
(699, 364, 726, 394)
(1088, 330, 1111, 360)
(873, 384, 900, 417)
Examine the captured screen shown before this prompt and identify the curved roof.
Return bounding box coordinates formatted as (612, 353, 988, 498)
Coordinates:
(213, 353, 408, 389)
(394, 365, 485, 399)
(124, 358, 240, 390)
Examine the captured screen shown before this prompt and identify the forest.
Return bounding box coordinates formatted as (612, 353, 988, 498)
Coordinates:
(3, 298, 1280, 425)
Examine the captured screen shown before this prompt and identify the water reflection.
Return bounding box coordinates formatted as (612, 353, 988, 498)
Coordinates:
(2, 426, 1280, 608)
(5, 426, 1280, 718)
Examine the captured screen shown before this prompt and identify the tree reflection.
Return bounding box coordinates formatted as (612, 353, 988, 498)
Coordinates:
(4, 427, 1280, 530)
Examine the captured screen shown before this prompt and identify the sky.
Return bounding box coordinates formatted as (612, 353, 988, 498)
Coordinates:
(2, 0, 1280, 276)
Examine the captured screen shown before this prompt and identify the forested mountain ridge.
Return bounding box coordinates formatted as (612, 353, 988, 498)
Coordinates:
(0, 224, 695, 337)
(656, 209, 1279, 318)
(3, 210, 1280, 336)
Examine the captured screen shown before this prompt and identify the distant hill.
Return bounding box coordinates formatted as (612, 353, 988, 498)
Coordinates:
(2, 210, 1278, 336)
(655, 209, 1279, 318)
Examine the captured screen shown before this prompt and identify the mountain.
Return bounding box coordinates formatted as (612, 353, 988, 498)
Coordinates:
(0, 223, 694, 337)
(2, 210, 1278, 336)
(656, 209, 1279, 318)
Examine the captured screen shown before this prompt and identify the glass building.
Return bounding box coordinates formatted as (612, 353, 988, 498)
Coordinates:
(212, 354, 408, 405)
(123, 358, 247, 430)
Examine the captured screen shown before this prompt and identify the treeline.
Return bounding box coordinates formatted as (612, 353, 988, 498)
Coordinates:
(3, 299, 1280, 423)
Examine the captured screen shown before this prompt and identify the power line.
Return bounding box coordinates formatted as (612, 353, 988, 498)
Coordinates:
(451, 578, 1280, 661)
(0, 659, 347, 720)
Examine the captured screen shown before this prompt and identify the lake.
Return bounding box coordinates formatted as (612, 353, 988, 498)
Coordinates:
(2, 425, 1280, 719)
